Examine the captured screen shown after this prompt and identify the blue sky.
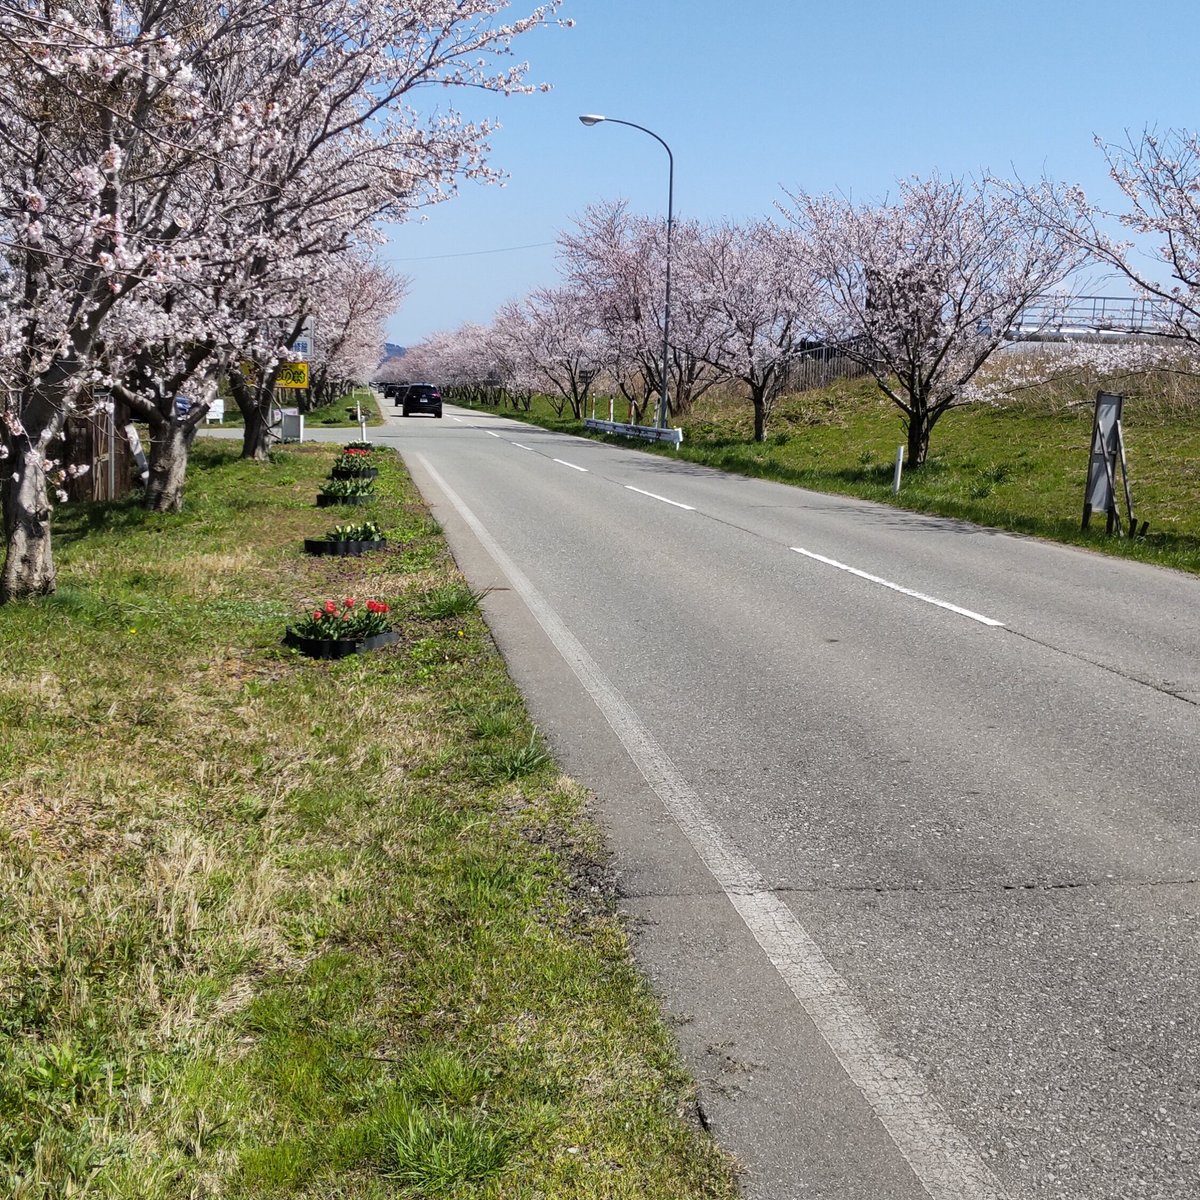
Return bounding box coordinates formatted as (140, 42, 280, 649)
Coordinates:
(383, 0, 1198, 347)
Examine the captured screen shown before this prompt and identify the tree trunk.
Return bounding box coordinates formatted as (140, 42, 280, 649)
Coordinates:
(242, 406, 273, 461)
(1, 441, 56, 601)
(752, 390, 767, 442)
(227, 365, 275, 461)
(906, 408, 931, 467)
(144, 420, 197, 512)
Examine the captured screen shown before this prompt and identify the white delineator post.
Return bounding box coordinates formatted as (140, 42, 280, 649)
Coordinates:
(893, 445, 905, 493)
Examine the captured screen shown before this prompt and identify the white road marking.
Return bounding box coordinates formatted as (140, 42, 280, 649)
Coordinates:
(792, 547, 1005, 628)
(453, 416, 466, 422)
(624, 485, 695, 511)
(485, 431, 501, 438)
(513, 442, 535, 451)
(417, 453, 1010, 1200)
(553, 458, 588, 472)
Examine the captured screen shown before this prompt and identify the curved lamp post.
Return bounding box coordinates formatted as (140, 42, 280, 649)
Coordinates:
(579, 114, 674, 429)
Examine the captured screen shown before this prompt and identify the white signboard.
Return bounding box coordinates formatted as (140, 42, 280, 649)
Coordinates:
(1085, 391, 1122, 512)
(290, 316, 315, 360)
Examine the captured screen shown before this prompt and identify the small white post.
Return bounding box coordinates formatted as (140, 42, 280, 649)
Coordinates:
(591, 395, 596, 420)
(608, 395, 614, 423)
(359, 416, 368, 442)
(893, 445, 904, 493)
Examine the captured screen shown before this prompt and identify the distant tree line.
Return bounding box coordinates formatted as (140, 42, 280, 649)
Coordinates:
(395, 131, 1200, 468)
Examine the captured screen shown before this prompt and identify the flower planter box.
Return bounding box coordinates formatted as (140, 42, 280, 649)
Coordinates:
(284, 628, 400, 659)
(316, 493, 372, 507)
(303, 537, 387, 557)
(330, 466, 378, 481)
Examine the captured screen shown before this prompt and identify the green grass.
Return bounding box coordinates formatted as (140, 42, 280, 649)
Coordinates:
(455, 377, 1200, 574)
(209, 386, 383, 428)
(304, 386, 384, 427)
(0, 440, 736, 1199)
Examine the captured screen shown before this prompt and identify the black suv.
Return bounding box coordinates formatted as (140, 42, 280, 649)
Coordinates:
(388, 383, 411, 407)
(402, 383, 442, 418)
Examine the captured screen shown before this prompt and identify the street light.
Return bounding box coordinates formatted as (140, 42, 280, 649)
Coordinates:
(578, 114, 674, 430)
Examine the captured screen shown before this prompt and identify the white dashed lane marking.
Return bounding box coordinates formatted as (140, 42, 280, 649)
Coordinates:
(624, 485, 695, 511)
(792, 547, 1004, 628)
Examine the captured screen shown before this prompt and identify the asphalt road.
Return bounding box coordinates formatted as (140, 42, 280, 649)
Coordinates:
(284, 405, 1199, 1199)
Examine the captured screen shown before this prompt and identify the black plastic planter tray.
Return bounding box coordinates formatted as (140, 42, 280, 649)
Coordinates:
(316, 493, 372, 506)
(330, 466, 378, 481)
(284, 629, 400, 659)
(303, 537, 387, 557)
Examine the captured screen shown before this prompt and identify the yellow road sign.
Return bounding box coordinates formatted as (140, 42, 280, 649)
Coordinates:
(275, 361, 309, 389)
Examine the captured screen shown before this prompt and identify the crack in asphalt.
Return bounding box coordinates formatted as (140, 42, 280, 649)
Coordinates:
(619, 876, 1200, 901)
(1003, 626, 1200, 707)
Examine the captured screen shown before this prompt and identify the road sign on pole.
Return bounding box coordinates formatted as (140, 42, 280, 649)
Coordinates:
(290, 315, 315, 359)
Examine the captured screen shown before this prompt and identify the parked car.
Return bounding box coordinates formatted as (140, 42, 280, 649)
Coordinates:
(402, 383, 442, 418)
(389, 383, 411, 406)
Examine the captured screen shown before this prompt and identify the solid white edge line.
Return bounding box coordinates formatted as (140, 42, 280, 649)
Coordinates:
(624, 484, 695, 511)
(793, 548, 1005, 628)
(416, 452, 1010, 1200)
(553, 458, 589, 473)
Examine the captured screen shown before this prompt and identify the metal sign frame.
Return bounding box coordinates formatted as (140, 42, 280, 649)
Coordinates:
(1082, 391, 1145, 537)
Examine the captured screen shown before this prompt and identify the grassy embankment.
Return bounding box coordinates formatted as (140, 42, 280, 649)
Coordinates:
(458, 376, 1200, 575)
(0, 441, 736, 1199)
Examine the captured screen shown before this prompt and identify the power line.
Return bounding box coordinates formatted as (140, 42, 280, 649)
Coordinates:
(392, 240, 554, 262)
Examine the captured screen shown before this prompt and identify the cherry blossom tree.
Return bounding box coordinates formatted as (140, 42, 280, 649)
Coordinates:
(0, 0, 565, 599)
(782, 175, 1084, 466)
(196, 0, 566, 461)
(1021, 129, 1200, 353)
(684, 218, 819, 442)
(306, 254, 408, 409)
(406, 322, 526, 406)
(557, 201, 720, 422)
(0, 0, 242, 597)
(492, 288, 600, 418)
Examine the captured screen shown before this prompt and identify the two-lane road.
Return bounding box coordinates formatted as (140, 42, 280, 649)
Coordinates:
(374, 404, 1200, 1200)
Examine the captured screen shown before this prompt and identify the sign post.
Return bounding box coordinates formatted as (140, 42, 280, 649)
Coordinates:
(1082, 391, 1146, 537)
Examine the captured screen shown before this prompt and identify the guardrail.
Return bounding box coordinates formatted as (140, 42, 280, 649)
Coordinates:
(1009, 295, 1175, 337)
(583, 418, 683, 447)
